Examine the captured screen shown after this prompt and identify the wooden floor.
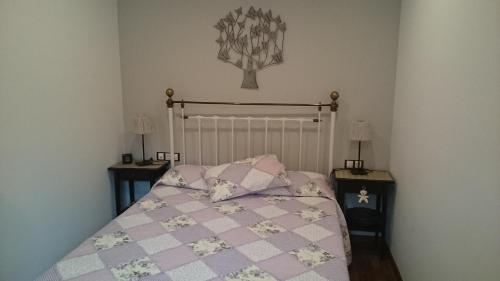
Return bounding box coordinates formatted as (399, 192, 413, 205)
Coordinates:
(348, 236, 403, 281)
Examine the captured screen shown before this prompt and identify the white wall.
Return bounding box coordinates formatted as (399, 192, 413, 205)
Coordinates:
(118, 0, 401, 171)
(0, 1, 124, 280)
(389, 0, 500, 280)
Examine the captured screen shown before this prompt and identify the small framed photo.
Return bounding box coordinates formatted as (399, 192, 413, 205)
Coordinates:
(122, 153, 133, 164)
(344, 160, 355, 169)
(344, 159, 364, 169)
(354, 160, 364, 169)
(156, 152, 166, 161)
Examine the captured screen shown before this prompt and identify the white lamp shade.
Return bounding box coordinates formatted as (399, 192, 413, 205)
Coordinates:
(350, 120, 371, 141)
(133, 114, 153, 135)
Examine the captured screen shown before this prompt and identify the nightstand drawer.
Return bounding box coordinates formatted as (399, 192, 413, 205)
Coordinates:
(117, 170, 154, 180)
(346, 207, 382, 229)
(338, 181, 386, 195)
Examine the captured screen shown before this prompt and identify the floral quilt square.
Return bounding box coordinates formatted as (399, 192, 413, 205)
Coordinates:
(294, 207, 329, 222)
(110, 257, 161, 281)
(225, 265, 277, 281)
(289, 244, 335, 268)
(188, 190, 210, 200)
(162, 169, 187, 187)
(294, 181, 326, 197)
(188, 236, 231, 257)
(247, 220, 286, 238)
(214, 202, 246, 214)
(138, 199, 168, 211)
(210, 178, 238, 202)
(160, 215, 197, 232)
(93, 231, 132, 251)
(262, 196, 291, 204)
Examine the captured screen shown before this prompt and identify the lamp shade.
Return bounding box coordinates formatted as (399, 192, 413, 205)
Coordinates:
(133, 114, 153, 135)
(350, 120, 371, 141)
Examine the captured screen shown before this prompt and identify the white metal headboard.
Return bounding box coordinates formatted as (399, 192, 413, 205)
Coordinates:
(165, 88, 339, 175)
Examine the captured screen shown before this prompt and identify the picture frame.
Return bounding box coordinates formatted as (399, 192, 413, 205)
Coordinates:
(344, 159, 364, 169)
(354, 160, 364, 169)
(122, 153, 133, 164)
(164, 152, 180, 161)
(156, 152, 166, 161)
(344, 160, 354, 169)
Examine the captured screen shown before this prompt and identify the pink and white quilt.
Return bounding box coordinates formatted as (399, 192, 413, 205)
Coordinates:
(37, 171, 351, 281)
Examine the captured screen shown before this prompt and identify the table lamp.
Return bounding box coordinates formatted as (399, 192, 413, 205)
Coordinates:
(350, 120, 371, 175)
(133, 114, 153, 166)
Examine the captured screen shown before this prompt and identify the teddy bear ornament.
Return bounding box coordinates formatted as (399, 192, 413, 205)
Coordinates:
(357, 188, 369, 204)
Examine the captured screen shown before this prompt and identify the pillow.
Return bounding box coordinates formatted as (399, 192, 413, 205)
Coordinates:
(257, 170, 335, 199)
(157, 165, 209, 190)
(204, 154, 291, 202)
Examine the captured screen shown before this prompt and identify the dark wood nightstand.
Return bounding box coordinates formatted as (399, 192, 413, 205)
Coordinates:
(332, 169, 395, 249)
(108, 161, 170, 216)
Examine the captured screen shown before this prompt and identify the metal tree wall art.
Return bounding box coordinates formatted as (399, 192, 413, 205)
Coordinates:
(214, 6, 286, 89)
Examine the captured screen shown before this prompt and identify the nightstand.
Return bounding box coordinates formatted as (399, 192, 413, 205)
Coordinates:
(332, 169, 395, 248)
(108, 161, 170, 216)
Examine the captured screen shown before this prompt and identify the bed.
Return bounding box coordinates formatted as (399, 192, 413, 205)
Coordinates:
(37, 89, 351, 281)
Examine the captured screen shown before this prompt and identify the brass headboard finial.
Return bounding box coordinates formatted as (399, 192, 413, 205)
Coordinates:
(166, 88, 174, 108)
(330, 91, 339, 112)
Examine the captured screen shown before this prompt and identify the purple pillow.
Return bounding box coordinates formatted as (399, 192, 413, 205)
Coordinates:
(204, 155, 291, 202)
(157, 165, 209, 190)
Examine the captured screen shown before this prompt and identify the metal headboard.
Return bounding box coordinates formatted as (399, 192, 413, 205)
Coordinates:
(164, 88, 339, 175)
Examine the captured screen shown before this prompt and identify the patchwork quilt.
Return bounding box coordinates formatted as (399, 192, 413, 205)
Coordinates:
(37, 176, 351, 281)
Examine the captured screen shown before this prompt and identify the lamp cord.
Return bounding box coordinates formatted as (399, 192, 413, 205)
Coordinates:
(141, 134, 146, 162)
(357, 140, 361, 162)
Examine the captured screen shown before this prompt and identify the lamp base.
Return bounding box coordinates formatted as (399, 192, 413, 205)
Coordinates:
(136, 159, 153, 166)
(350, 168, 369, 175)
